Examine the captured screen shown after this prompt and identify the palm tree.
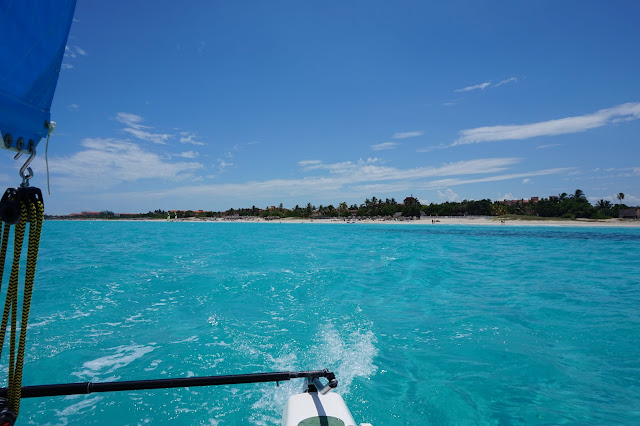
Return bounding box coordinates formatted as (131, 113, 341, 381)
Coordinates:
(596, 199, 612, 210)
(617, 193, 625, 204)
(559, 192, 568, 201)
(573, 189, 585, 200)
(338, 202, 349, 217)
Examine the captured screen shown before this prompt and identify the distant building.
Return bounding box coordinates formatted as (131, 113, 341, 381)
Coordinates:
(169, 210, 211, 216)
(501, 197, 539, 205)
(619, 208, 640, 219)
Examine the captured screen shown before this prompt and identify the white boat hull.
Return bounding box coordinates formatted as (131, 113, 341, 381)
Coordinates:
(282, 392, 371, 426)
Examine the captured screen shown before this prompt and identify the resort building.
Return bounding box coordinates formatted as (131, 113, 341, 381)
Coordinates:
(619, 208, 640, 219)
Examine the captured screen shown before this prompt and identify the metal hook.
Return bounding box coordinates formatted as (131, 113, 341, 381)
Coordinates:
(19, 143, 36, 187)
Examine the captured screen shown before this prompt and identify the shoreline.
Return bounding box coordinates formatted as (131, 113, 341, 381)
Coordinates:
(47, 217, 640, 228)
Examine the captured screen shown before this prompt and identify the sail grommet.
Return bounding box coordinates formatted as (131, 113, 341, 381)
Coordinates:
(16, 137, 23, 150)
(2, 134, 10, 149)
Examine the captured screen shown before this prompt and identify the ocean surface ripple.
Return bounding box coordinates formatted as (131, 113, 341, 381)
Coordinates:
(3, 221, 639, 424)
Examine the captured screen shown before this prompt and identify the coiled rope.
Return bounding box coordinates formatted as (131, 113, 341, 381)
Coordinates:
(0, 191, 44, 419)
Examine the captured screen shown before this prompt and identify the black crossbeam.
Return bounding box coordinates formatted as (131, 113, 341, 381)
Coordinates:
(0, 369, 335, 399)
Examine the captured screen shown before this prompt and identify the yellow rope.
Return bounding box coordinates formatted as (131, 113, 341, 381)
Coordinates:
(0, 223, 10, 287)
(10, 201, 43, 415)
(1, 202, 26, 413)
(0, 196, 44, 417)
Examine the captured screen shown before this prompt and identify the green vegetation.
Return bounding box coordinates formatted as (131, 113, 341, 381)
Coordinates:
(50, 189, 629, 220)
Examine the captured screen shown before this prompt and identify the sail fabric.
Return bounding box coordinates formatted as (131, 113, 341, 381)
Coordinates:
(0, 0, 77, 152)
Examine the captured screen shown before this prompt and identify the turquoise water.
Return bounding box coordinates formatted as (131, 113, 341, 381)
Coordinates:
(3, 221, 640, 424)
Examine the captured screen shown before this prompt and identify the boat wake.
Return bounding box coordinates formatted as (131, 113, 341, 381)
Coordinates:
(71, 344, 157, 381)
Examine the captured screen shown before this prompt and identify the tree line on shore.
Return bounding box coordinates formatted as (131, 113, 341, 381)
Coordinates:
(79, 190, 628, 220)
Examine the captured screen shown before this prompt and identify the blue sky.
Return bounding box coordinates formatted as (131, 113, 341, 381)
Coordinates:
(3, 1, 639, 214)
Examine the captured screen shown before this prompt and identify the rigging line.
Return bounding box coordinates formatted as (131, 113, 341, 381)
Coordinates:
(10, 200, 43, 416)
(0, 210, 25, 351)
(0, 197, 43, 418)
(45, 132, 51, 195)
(0, 223, 10, 292)
(1, 203, 26, 413)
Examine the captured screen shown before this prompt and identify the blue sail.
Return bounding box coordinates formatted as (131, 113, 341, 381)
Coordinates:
(0, 0, 77, 153)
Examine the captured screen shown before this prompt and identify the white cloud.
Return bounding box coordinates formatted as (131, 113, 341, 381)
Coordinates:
(44, 138, 202, 190)
(522, 178, 532, 184)
(495, 77, 518, 87)
(536, 144, 563, 149)
(454, 77, 518, 93)
(590, 166, 640, 179)
(454, 102, 640, 145)
(442, 102, 456, 107)
(64, 45, 87, 59)
(371, 142, 399, 151)
(355, 167, 570, 195)
(455, 82, 491, 93)
(298, 160, 322, 166)
(175, 151, 198, 159)
(123, 128, 171, 145)
(299, 157, 381, 173)
(179, 132, 206, 146)
(116, 112, 147, 129)
(116, 112, 148, 129)
(89, 158, 572, 212)
(500, 193, 514, 201)
(298, 157, 521, 182)
(62, 45, 86, 70)
(67, 104, 79, 110)
(216, 159, 233, 173)
(437, 188, 458, 201)
(416, 144, 447, 153)
(427, 168, 571, 189)
(392, 131, 424, 139)
(116, 112, 172, 144)
(602, 166, 640, 175)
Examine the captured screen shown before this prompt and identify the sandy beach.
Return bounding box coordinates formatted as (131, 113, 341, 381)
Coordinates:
(104, 216, 640, 228)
